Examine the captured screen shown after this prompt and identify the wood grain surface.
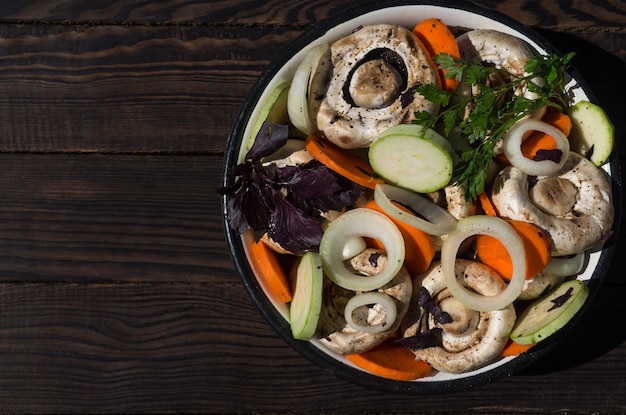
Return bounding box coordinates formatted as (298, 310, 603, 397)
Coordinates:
(0, 0, 623, 413)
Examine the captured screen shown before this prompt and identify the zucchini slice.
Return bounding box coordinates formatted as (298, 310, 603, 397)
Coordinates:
(368, 124, 454, 193)
(290, 252, 324, 340)
(247, 81, 290, 151)
(510, 279, 589, 345)
(568, 100, 614, 166)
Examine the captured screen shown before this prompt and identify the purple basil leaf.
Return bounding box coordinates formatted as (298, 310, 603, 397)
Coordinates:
(533, 148, 563, 163)
(400, 88, 415, 108)
(245, 121, 289, 161)
(218, 162, 252, 195)
(548, 286, 573, 311)
(241, 179, 274, 232)
(268, 196, 324, 255)
(305, 184, 362, 212)
(226, 190, 250, 234)
(271, 161, 362, 213)
(395, 328, 444, 350)
(291, 162, 362, 212)
(281, 162, 342, 199)
(418, 287, 453, 324)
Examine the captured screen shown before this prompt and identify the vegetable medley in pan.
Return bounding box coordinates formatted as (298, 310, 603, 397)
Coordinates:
(221, 17, 615, 380)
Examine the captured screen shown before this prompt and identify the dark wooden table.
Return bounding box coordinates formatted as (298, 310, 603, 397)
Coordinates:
(0, 0, 624, 413)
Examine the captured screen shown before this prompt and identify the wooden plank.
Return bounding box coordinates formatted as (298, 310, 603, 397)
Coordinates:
(0, 152, 623, 284)
(0, 153, 236, 282)
(0, 281, 623, 413)
(0, 24, 621, 155)
(0, 0, 624, 29)
(0, 1, 364, 25)
(0, 24, 302, 153)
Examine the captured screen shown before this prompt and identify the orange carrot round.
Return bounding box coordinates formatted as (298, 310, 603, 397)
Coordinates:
(346, 340, 432, 381)
(478, 191, 497, 216)
(304, 135, 384, 189)
(249, 239, 292, 303)
(500, 339, 536, 357)
(412, 18, 461, 91)
(521, 131, 558, 159)
(521, 107, 572, 159)
(364, 199, 436, 275)
(541, 106, 573, 136)
(476, 220, 551, 280)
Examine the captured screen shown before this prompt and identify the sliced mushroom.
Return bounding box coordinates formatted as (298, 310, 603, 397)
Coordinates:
(457, 29, 537, 81)
(444, 182, 476, 221)
(316, 24, 439, 149)
(316, 266, 412, 355)
(427, 182, 475, 252)
(518, 270, 566, 300)
(265, 148, 314, 169)
(261, 139, 309, 165)
(456, 29, 546, 153)
(401, 260, 516, 374)
(491, 152, 614, 255)
(345, 248, 389, 277)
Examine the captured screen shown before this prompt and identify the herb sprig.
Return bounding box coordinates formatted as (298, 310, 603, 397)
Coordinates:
(413, 52, 575, 202)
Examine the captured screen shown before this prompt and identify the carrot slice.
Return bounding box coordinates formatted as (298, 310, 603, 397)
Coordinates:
(521, 108, 572, 159)
(364, 199, 436, 275)
(478, 191, 497, 216)
(500, 339, 536, 357)
(249, 239, 292, 303)
(412, 18, 461, 91)
(521, 131, 558, 159)
(347, 340, 432, 381)
(542, 106, 573, 136)
(305, 135, 384, 189)
(476, 220, 551, 281)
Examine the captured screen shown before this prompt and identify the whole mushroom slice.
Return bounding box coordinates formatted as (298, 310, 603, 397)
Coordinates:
(316, 265, 412, 355)
(316, 24, 440, 149)
(491, 152, 614, 256)
(401, 260, 516, 374)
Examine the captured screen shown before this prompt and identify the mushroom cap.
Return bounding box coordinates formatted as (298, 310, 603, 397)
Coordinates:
(491, 152, 614, 256)
(316, 267, 412, 355)
(457, 29, 535, 77)
(402, 259, 516, 374)
(316, 24, 439, 149)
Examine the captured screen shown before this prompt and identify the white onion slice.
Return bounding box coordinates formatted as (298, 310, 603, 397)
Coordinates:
(543, 252, 586, 277)
(344, 292, 397, 334)
(503, 118, 569, 176)
(287, 43, 330, 136)
(341, 236, 367, 261)
(320, 208, 405, 292)
(441, 215, 526, 312)
(374, 184, 457, 236)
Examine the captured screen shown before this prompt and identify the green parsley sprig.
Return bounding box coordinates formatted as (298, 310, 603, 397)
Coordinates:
(413, 51, 575, 202)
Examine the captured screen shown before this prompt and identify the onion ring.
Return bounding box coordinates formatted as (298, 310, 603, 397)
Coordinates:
(503, 118, 570, 176)
(341, 236, 367, 261)
(441, 216, 526, 311)
(344, 291, 398, 334)
(320, 208, 405, 291)
(374, 184, 457, 236)
(543, 253, 586, 277)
